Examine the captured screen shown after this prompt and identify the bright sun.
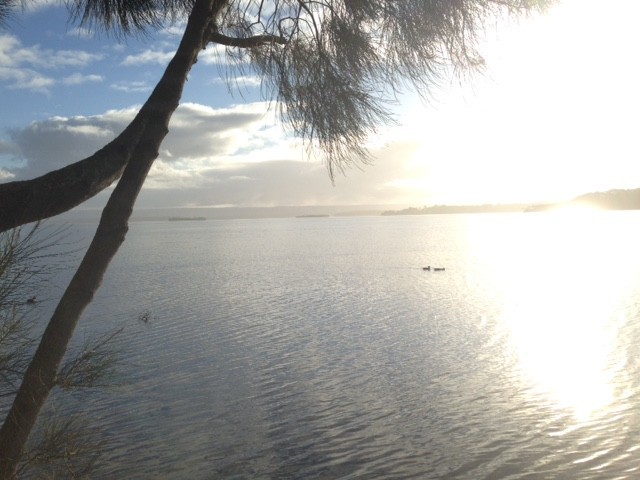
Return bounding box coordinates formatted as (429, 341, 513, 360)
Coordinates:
(388, 0, 640, 207)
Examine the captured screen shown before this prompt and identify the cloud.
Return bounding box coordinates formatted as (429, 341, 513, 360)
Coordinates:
(1, 36, 102, 69)
(110, 80, 152, 93)
(62, 73, 104, 85)
(121, 49, 175, 66)
(3, 102, 279, 179)
(137, 116, 422, 208)
(120, 42, 239, 67)
(1, 101, 416, 207)
(5, 107, 139, 179)
(130, 144, 420, 209)
(0, 33, 104, 91)
(199, 44, 232, 65)
(0, 66, 55, 91)
(210, 74, 261, 88)
(158, 102, 272, 160)
(0, 139, 19, 155)
(0, 35, 20, 66)
(66, 27, 94, 39)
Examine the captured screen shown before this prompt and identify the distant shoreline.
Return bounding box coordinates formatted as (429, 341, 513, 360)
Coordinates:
(168, 216, 207, 221)
(57, 188, 639, 223)
(382, 187, 640, 216)
(382, 204, 526, 216)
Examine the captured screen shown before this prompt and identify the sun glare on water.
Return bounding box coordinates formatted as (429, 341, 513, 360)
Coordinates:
(473, 209, 634, 421)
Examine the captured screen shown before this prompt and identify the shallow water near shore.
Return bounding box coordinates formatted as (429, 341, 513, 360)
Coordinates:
(20, 211, 640, 478)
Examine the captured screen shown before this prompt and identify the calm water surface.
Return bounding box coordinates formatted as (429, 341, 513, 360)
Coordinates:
(29, 212, 640, 478)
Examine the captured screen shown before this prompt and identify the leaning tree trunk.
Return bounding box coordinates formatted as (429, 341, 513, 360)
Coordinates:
(0, 104, 149, 234)
(0, 0, 225, 475)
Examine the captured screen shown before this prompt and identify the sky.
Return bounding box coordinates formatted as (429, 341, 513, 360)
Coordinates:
(1, 0, 639, 210)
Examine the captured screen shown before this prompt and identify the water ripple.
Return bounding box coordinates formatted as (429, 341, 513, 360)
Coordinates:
(33, 215, 640, 479)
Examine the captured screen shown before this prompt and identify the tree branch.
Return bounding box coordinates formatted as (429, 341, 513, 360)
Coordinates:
(0, 115, 147, 233)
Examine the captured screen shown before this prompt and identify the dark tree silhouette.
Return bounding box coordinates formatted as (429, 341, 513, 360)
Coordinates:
(0, 0, 549, 232)
(0, 0, 550, 476)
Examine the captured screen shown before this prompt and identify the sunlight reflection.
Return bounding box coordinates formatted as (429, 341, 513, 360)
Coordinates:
(473, 210, 632, 421)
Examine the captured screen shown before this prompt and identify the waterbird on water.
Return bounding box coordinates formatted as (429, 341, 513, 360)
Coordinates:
(26, 296, 37, 304)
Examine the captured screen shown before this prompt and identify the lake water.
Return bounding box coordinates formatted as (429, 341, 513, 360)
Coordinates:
(22, 212, 640, 478)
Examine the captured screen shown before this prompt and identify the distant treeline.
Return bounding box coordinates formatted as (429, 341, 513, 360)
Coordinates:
(382, 204, 526, 215)
(383, 188, 640, 216)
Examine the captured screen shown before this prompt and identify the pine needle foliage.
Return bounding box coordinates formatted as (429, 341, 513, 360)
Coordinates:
(62, 0, 550, 177)
(0, 224, 71, 397)
(67, 0, 194, 35)
(18, 413, 103, 479)
(0, 224, 122, 476)
(56, 327, 123, 390)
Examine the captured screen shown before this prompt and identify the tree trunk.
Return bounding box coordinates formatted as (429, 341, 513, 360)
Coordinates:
(0, 0, 226, 475)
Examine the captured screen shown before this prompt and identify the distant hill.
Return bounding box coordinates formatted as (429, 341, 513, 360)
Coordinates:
(570, 188, 640, 210)
(525, 188, 640, 212)
(383, 188, 640, 216)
